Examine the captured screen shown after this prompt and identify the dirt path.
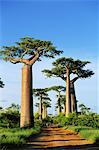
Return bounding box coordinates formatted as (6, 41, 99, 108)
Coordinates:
(20, 126, 98, 150)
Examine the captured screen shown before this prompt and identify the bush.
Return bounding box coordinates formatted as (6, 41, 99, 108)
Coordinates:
(53, 113, 99, 129)
(78, 113, 99, 128)
(53, 113, 66, 126)
(0, 106, 20, 128)
(53, 113, 78, 127)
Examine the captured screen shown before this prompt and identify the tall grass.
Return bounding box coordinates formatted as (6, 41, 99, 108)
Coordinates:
(80, 130, 99, 143)
(0, 126, 41, 148)
(67, 126, 99, 144)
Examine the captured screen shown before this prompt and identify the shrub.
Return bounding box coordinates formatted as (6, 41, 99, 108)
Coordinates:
(78, 113, 99, 128)
(53, 113, 78, 127)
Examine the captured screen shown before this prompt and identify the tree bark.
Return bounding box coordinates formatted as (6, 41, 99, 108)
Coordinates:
(66, 67, 71, 116)
(71, 82, 77, 113)
(42, 105, 45, 119)
(39, 96, 42, 121)
(45, 106, 47, 118)
(20, 65, 34, 128)
(58, 100, 61, 115)
(57, 92, 61, 115)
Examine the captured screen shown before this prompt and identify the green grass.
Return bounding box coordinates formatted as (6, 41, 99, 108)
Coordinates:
(80, 130, 99, 143)
(67, 126, 99, 144)
(0, 126, 41, 148)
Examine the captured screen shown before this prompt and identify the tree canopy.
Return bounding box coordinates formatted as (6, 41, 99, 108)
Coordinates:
(42, 57, 94, 82)
(0, 37, 63, 65)
(47, 86, 66, 93)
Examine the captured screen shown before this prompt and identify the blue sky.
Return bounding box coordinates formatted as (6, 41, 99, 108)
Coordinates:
(0, 0, 98, 114)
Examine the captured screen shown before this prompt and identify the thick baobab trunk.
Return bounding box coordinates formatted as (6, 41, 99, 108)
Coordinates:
(20, 65, 34, 128)
(39, 96, 42, 121)
(71, 82, 77, 113)
(66, 67, 71, 116)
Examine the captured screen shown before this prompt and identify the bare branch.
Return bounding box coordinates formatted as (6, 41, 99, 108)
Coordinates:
(71, 77, 79, 84)
(8, 57, 30, 65)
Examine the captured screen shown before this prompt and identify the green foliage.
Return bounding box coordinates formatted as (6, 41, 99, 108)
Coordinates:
(0, 126, 41, 148)
(67, 126, 92, 133)
(42, 57, 93, 81)
(53, 114, 66, 127)
(53, 113, 78, 127)
(47, 86, 66, 92)
(43, 116, 53, 123)
(79, 103, 91, 115)
(67, 126, 99, 144)
(53, 113, 99, 129)
(0, 103, 20, 128)
(78, 113, 99, 128)
(0, 37, 63, 64)
(34, 112, 39, 120)
(80, 129, 99, 143)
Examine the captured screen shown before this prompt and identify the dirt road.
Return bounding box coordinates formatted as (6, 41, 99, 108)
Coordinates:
(19, 126, 99, 150)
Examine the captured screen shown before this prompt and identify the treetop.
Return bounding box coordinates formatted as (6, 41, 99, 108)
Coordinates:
(0, 37, 63, 65)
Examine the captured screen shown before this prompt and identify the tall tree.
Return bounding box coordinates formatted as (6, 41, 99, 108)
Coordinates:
(33, 88, 49, 121)
(47, 86, 66, 115)
(58, 94, 66, 114)
(0, 37, 62, 128)
(70, 69, 94, 113)
(42, 99, 51, 119)
(42, 57, 93, 116)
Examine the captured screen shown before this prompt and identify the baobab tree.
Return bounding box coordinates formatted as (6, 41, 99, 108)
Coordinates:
(0, 37, 62, 128)
(79, 103, 91, 115)
(42, 57, 93, 116)
(70, 69, 94, 113)
(47, 86, 66, 115)
(33, 88, 49, 121)
(42, 100, 51, 119)
(56, 94, 66, 114)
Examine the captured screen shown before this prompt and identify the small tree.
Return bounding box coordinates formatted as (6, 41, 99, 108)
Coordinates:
(79, 103, 91, 115)
(47, 86, 66, 115)
(33, 88, 49, 121)
(58, 94, 66, 114)
(0, 103, 20, 128)
(0, 37, 62, 128)
(42, 100, 51, 119)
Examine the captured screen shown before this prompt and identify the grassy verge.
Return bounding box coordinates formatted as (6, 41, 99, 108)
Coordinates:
(0, 126, 41, 149)
(66, 126, 99, 144)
